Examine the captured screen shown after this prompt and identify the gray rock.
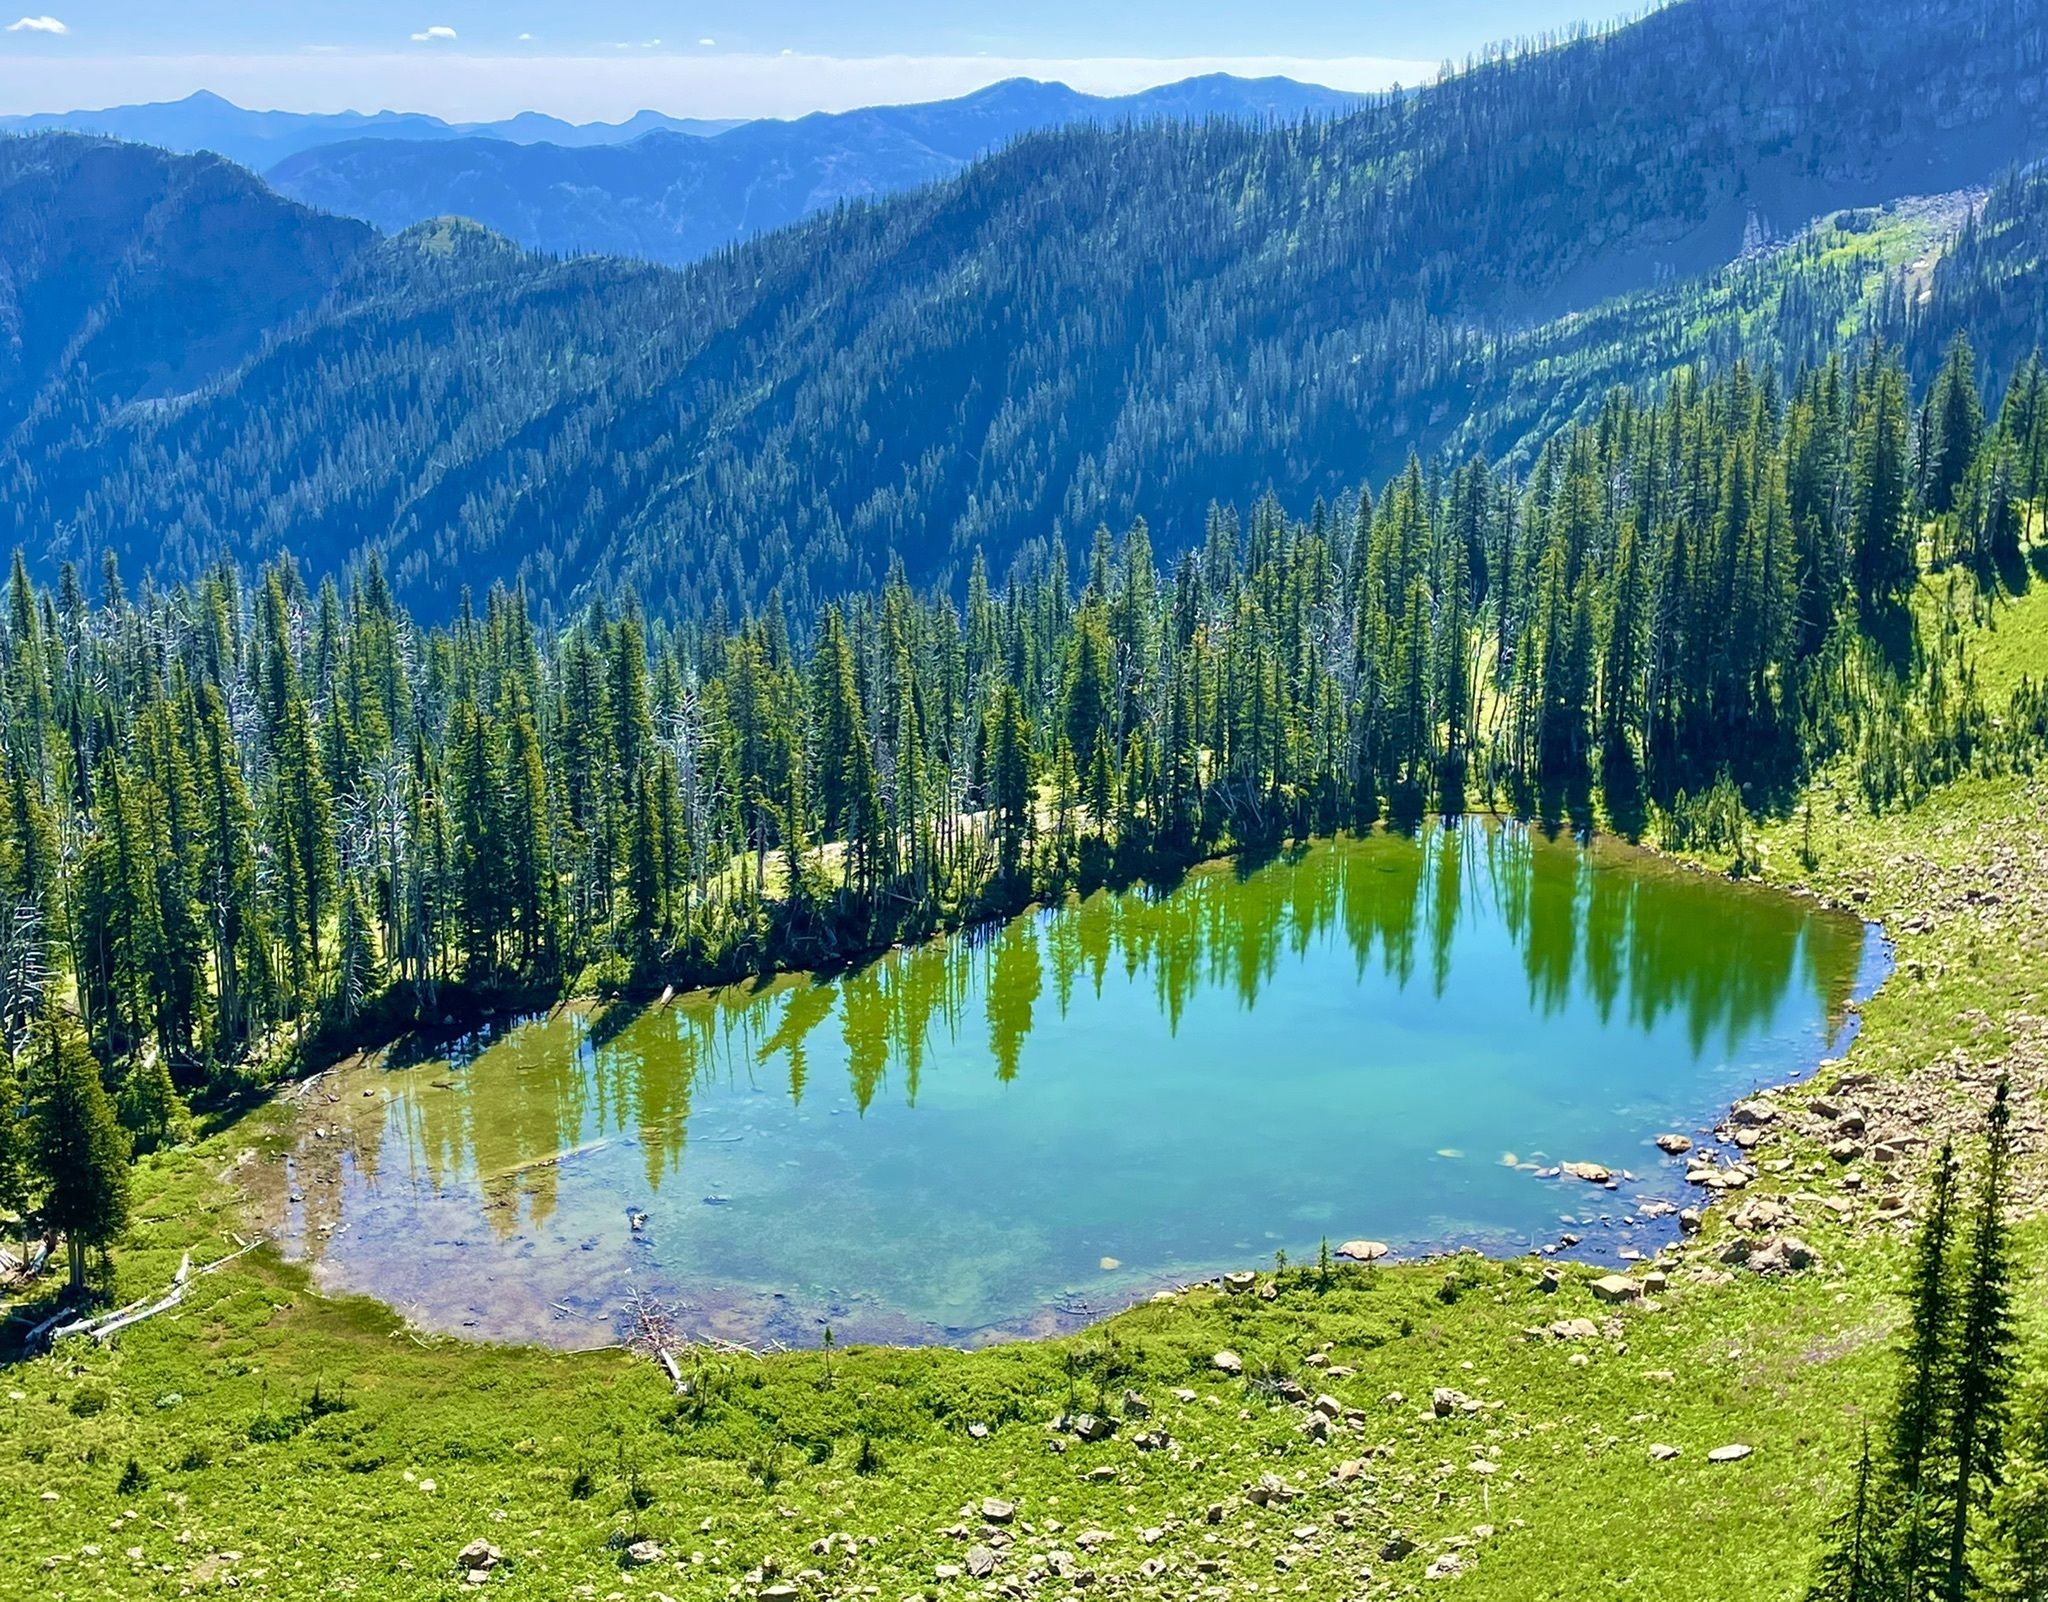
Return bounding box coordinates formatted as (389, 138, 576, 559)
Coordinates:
(456, 1541, 501, 1573)
(1748, 1235, 1820, 1274)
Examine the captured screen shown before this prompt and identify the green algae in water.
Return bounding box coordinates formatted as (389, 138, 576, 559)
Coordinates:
(276, 822, 1882, 1346)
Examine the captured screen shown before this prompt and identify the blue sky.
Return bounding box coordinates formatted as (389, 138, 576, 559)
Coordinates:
(0, 3, 1618, 119)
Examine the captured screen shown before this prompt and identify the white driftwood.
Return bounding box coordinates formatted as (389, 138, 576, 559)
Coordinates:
(21, 1301, 81, 1348)
(35, 1241, 260, 1349)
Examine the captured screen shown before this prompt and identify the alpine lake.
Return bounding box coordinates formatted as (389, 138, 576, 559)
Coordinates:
(258, 820, 1887, 1349)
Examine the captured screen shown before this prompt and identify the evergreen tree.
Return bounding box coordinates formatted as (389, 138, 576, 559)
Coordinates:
(1807, 1431, 1891, 1602)
(29, 1014, 131, 1294)
(1891, 1141, 1960, 1598)
(0, 1048, 27, 1262)
(1926, 335, 1985, 516)
(1852, 358, 1915, 609)
(1942, 1078, 2018, 1601)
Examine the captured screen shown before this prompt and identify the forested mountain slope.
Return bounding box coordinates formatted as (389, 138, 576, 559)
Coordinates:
(0, 137, 371, 435)
(5, 0, 2046, 623)
(266, 76, 1368, 265)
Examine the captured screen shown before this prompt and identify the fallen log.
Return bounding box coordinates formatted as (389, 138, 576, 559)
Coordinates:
(33, 1241, 260, 1350)
(21, 1301, 82, 1349)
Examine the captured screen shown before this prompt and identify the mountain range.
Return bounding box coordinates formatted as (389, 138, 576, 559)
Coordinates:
(2, 0, 2044, 625)
(0, 77, 1369, 267)
(0, 90, 741, 172)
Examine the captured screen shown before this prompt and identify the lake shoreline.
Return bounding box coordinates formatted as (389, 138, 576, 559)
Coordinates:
(245, 816, 1890, 1354)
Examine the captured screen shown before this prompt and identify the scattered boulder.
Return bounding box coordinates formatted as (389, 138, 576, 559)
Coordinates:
(1733, 1196, 1794, 1232)
(623, 1540, 663, 1566)
(981, 1498, 1016, 1524)
(1588, 1274, 1641, 1304)
(1068, 1412, 1115, 1443)
(1380, 1534, 1418, 1562)
(1222, 1271, 1257, 1295)
(1248, 1471, 1300, 1506)
(1336, 1240, 1390, 1263)
(457, 1538, 501, 1584)
(1648, 1444, 1680, 1462)
(1654, 1133, 1694, 1155)
(1211, 1350, 1243, 1376)
(1561, 1161, 1613, 1184)
(1426, 1554, 1467, 1580)
(1731, 1100, 1781, 1128)
(966, 1544, 999, 1579)
(1544, 1317, 1601, 1341)
(1708, 1444, 1754, 1464)
(1748, 1235, 1821, 1275)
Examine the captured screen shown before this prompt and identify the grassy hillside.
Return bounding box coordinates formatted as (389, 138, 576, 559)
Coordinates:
(5, 578, 2043, 1601)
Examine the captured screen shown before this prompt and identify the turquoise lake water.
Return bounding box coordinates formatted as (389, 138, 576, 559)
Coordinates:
(275, 821, 1884, 1346)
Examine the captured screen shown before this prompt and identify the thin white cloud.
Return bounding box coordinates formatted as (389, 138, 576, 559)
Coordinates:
(6, 14, 66, 33)
(409, 26, 457, 44)
(698, 39, 716, 48)
(611, 39, 662, 51)
(0, 51, 1439, 122)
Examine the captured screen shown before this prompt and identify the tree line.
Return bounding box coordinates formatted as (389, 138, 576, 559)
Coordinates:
(0, 337, 2045, 1297)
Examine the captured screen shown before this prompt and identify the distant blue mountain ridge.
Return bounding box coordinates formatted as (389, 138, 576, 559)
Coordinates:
(0, 90, 742, 169)
(0, 76, 1369, 266)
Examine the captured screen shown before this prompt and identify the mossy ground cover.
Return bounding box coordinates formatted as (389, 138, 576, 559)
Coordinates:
(4, 587, 2047, 1602)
